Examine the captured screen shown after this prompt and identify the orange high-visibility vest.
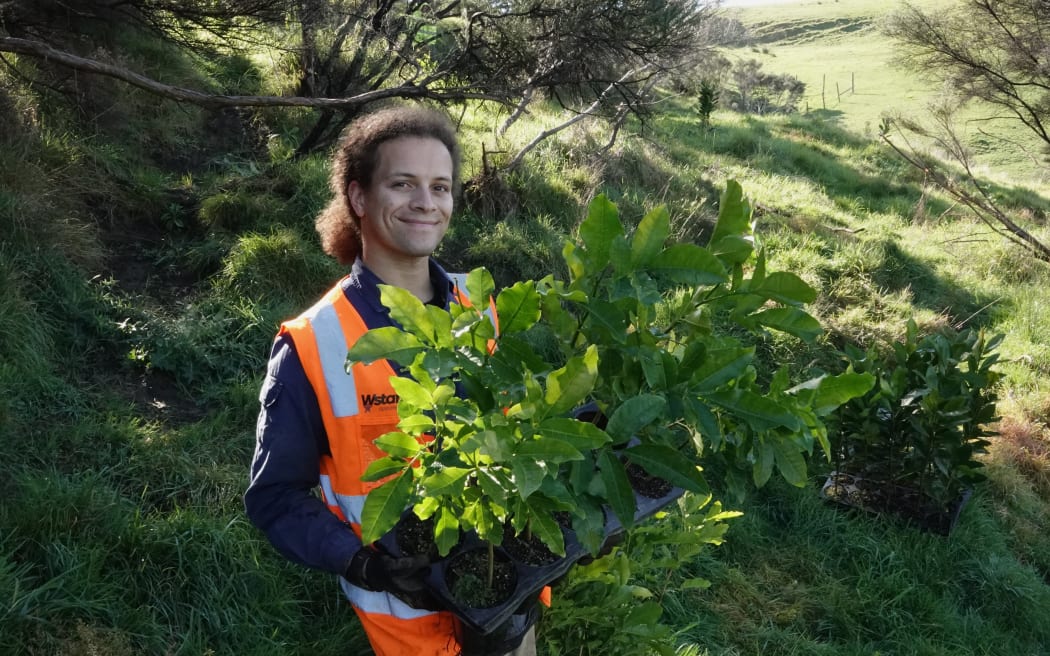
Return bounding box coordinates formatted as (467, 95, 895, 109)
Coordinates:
(278, 276, 496, 656)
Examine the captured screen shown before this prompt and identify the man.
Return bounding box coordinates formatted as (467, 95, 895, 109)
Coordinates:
(245, 105, 536, 656)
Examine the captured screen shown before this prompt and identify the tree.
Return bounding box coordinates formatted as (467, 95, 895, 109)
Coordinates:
(0, 0, 724, 157)
(882, 0, 1050, 263)
(725, 59, 804, 115)
(884, 0, 1050, 152)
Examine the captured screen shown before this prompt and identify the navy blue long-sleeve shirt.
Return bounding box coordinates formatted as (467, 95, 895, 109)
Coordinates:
(244, 258, 461, 576)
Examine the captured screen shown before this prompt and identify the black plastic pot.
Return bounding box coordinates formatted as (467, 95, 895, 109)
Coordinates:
(377, 515, 588, 635)
(457, 600, 540, 656)
(425, 529, 587, 634)
(820, 471, 973, 535)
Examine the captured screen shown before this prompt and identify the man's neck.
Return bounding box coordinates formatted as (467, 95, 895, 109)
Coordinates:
(362, 255, 434, 303)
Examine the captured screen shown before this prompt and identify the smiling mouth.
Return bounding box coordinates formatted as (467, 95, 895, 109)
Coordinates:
(398, 217, 440, 226)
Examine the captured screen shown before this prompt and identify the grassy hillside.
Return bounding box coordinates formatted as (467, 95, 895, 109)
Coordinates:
(726, 0, 1046, 186)
(2, 5, 1050, 655)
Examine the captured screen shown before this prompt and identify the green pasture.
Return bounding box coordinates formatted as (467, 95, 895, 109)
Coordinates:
(726, 0, 1047, 186)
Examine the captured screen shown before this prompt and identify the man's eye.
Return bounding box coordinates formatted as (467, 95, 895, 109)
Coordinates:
(433, 185, 450, 193)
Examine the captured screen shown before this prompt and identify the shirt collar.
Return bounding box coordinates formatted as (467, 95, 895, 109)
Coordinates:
(346, 257, 456, 315)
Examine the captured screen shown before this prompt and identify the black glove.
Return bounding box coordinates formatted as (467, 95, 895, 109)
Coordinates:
(344, 548, 430, 594)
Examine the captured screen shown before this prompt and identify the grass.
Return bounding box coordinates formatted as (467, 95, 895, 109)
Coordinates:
(726, 0, 1049, 188)
(658, 481, 1050, 655)
(3, 4, 1050, 655)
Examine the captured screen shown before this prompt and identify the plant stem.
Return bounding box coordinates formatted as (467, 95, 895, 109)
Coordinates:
(487, 541, 495, 590)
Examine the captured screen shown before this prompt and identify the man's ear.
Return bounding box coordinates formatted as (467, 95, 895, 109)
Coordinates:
(348, 181, 365, 219)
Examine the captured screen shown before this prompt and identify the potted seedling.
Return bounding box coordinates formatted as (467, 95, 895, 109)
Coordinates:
(823, 320, 1002, 534)
(348, 181, 873, 635)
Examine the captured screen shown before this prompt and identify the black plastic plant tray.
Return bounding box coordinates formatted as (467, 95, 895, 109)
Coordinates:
(820, 471, 973, 536)
(603, 485, 685, 538)
(423, 529, 589, 635)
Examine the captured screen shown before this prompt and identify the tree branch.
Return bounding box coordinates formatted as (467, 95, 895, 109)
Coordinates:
(504, 65, 650, 171)
(0, 36, 505, 109)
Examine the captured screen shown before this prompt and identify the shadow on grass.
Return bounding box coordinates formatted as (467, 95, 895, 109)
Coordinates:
(869, 239, 996, 328)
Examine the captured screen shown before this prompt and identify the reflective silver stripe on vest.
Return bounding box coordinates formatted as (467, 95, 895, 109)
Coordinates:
(339, 577, 437, 620)
(318, 474, 366, 525)
(308, 302, 359, 418)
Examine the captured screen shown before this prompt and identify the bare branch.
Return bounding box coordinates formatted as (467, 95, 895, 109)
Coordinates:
(505, 65, 651, 170)
(880, 124, 1050, 263)
(0, 36, 506, 109)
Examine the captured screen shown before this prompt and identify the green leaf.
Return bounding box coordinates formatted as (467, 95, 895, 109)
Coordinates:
(631, 205, 670, 267)
(489, 336, 549, 383)
(710, 180, 752, 245)
(526, 498, 566, 555)
(639, 348, 667, 390)
(806, 372, 876, 416)
(396, 411, 434, 436)
(752, 439, 775, 487)
(686, 396, 722, 451)
(467, 317, 496, 355)
(690, 346, 754, 392)
(361, 456, 408, 482)
(754, 271, 817, 305)
(420, 350, 460, 381)
(579, 195, 624, 270)
(770, 438, 807, 487)
(625, 444, 709, 494)
(706, 389, 801, 432)
(435, 506, 460, 557)
(511, 458, 547, 498)
(477, 468, 511, 503)
(424, 305, 453, 349)
(463, 428, 513, 462)
(562, 241, 585, 282)
(347, 327, 425, 367)
(752, 307, 823, 342)
(545, 345, 599, 415)
(650, 243, 727, 285)
(584, 299, 628, 345)
(360, 471, 414, 545)
(710, 235, 754, 266)
(598, 450, 637, 526)
(610, 235, 632, 275)
(421, 466, 471, 496)
(465, 267, 495, 311)
(389, 376, 433, 412)
(624, 602, 663, 631)
(380, 285, 436, 343)
(373, 432, 423, 459)
(495, 280, 541, 334)
(750, 248, 767, 288)
(537, 417, 611, 450)
(515, 437, 585, 464)
(606, 394, 668, 442)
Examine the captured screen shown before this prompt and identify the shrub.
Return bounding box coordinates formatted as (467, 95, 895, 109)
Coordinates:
(829, 320, 1003, 508)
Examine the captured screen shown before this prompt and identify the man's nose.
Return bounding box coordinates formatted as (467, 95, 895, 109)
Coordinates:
(411, 186, 437, 211)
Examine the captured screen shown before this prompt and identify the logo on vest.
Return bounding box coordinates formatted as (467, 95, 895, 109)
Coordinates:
(361, 393, 399, 412)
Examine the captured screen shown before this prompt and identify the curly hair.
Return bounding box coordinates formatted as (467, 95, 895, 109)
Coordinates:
(315, 104, 462, 265)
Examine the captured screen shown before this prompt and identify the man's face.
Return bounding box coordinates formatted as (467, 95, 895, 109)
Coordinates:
(349, 136, 454, 266)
